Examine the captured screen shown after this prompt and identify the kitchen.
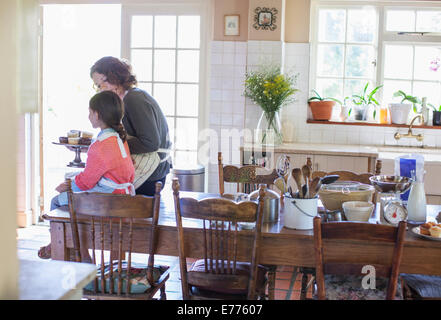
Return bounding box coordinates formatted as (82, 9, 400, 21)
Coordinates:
(2, 0, 441, 303)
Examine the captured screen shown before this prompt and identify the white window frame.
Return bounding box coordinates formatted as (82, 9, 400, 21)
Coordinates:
(121, 1, 210, 165)
(310, 1, 441, 106)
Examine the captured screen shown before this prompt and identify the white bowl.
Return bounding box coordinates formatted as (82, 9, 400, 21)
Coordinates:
(342, 201, 374, 222)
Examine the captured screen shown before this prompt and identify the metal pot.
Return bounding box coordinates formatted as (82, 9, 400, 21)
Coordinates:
(249, 186, 280, 222)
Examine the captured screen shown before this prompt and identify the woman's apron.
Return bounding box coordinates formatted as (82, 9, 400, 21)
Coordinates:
(132, 148, 171, 189)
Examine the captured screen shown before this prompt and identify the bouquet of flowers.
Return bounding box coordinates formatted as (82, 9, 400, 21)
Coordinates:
(244, 65, 298, 145)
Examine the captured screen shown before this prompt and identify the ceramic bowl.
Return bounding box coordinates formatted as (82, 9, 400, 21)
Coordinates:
(342, 201, 374, 222)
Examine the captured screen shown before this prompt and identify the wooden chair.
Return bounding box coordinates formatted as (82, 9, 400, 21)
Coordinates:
(313, 216, 406, 300)
(295, 160, 382, 299)
(218, 152, 279, 195)
(311, 159, 382, 185)
(67, 181, 170, 300)
(172, 178, 268, 300)
(218, 151, 279, 299)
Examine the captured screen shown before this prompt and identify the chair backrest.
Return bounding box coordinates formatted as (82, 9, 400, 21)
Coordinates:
(218, 152, 279, 195)
(66, 180, 162, 296)
(313, 216, 406, 300)
(311, 159, 382, 185)
(172, 177, 266, 300)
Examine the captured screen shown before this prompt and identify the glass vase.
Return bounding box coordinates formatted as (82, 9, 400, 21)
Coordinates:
(255, 110, 282, 146)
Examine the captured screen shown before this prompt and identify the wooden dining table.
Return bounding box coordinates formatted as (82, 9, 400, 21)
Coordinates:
(43, 190, 441, 276)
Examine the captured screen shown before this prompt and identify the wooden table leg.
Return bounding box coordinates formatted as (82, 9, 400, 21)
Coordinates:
(50, 221, 70, 261)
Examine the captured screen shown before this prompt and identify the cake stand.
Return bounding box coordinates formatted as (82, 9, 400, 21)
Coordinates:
(52, 142, 89, 168)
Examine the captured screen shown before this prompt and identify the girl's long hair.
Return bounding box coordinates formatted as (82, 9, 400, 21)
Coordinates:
(89, 91, 127, 142)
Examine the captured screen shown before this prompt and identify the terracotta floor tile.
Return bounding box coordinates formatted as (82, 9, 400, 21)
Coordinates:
(274, 289, 289, 300)
(276, 271, 293, 280)
(275, 279, 291, 290)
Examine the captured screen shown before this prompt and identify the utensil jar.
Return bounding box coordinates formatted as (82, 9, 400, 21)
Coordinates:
(284, 196, 317, 230)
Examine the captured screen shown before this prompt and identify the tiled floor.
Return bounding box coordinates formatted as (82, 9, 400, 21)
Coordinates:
(17, 225, 313, 300)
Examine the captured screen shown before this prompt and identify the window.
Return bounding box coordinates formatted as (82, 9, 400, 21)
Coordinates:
(311, 2, 441, 118)
(312, 6, 378, 102)
(123, 6, 204, 166)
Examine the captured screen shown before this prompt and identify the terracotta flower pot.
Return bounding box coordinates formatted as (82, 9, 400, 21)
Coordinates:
(308, 100, 335, 121)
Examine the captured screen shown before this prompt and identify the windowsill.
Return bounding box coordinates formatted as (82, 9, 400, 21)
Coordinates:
(306, 119, 441, 130)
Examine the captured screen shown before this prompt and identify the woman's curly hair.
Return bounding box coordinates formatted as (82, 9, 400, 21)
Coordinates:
(90, 56, 137, 90)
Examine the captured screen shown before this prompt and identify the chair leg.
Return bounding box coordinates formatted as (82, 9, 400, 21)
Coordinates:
(160, 285, 166, 300)
(266, 265, 277, 300)
(300, 272, 308, 300)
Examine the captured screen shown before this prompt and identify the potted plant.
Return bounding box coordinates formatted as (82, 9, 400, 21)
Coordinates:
(244, 65, 299, 146)
(351, 83, 383, 121)
(429, 103, 441, 126)
(307, 90, 338, 121)
(390, 91, 421, 124)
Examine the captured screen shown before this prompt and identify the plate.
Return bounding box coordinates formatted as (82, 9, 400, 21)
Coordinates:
(411, 227, 441, 241)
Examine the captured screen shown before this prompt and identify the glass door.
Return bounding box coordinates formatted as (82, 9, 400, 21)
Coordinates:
(41, 4, 121, 212)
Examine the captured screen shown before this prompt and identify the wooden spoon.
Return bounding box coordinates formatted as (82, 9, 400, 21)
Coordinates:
(309, 176, 321, 198)
(302, 165, 311, 198)
(274, 177, 286, 194)
(292, 168, 303, 198)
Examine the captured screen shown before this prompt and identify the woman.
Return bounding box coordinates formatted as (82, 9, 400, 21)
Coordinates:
(90, 56, 172, 196)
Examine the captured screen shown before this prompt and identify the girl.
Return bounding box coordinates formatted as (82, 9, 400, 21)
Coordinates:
(39, 91, 135, 259)
(51, 90, 135, 209)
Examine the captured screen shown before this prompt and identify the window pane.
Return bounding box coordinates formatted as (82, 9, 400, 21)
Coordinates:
(318, 9, 346, 42)
(386, 10, 415, 32)
(316, 78, 343, 100)
(414, 46, 441, 81)
(416, 11, 441, 32)
(137, 82, 152, 94)
(347, 9, 376, 43)
(131, 16, 152, 47)
(153, 83, 175, 116)
(178, 16, 200, 48)
(383, 80, 412, 104)
(177, 84, 198, 116)
(154, 50, 175, 82)
(345, 45, 375, 78)
(131, 49, 152, 81)
(384, 45, 413, 80)
(317, 44, 344, 77)
(154, 15, 176, 48)
(177, 50, 199, 83)
(344, 79, 372, 99)
(176, 118, 198, 150)
(413, 81, 441, 107)
(166, 116, 175, 145)
(175, 151, 198, 166)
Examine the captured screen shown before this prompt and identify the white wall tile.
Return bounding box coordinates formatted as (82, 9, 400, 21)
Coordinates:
(223, 41, 235, 53)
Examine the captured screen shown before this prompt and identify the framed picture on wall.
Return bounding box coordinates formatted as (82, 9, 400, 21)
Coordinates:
(224, 15, 240, 36)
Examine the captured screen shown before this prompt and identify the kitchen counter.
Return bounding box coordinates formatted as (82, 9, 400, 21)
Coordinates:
(242, 142, 378, 158)
(242, 143, 441, 163)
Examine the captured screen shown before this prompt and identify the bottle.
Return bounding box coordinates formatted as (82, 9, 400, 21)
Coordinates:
(379, 106, 389, 124)
(421, 97, 429, 125)
(407, 170, 427, 224)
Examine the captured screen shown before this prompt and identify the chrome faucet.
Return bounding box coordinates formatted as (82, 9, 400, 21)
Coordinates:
(394, 114, 424, 142)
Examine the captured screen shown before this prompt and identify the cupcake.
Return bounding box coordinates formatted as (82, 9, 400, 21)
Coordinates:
(81, 131, 93, 139)
(59, 136, 68, 144)
(68, 137, 81, 145)
(430, 226, 441, 238)
(67, 130, 80, 138)
(79, 137, 92, 145)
